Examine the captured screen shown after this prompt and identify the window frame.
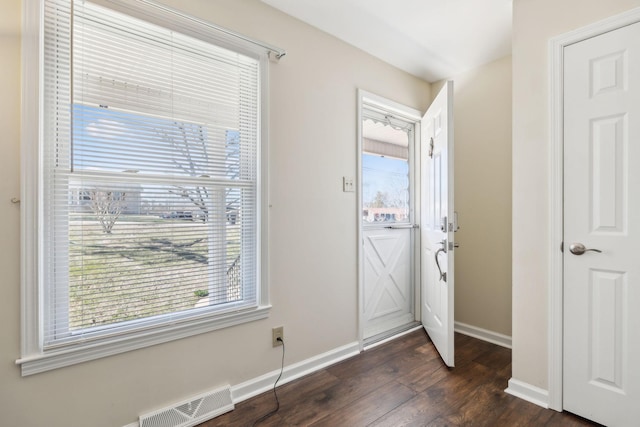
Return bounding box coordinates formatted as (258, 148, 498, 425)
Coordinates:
(18, 0, 272, 376)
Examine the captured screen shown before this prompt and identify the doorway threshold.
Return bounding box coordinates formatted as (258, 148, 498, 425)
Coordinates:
(363, 321, 422, 350)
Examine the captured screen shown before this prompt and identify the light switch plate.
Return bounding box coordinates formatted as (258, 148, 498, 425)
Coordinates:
(343, 176, 355, 192)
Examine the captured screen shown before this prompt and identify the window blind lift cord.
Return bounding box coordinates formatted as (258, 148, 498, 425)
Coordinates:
(252, 337, 285, 426)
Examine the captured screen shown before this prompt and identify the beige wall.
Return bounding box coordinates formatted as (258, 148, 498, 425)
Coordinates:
(0, 0, 23, 419)
(512, 0, 640, 390)
(0, 1, 431, 426)
(446, 56, 513, 336)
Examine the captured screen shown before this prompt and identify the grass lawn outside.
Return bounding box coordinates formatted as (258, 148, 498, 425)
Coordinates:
(67, 214, 241, 330)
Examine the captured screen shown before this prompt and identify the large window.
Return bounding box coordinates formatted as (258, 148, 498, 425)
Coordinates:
(19, 0, 275, 374)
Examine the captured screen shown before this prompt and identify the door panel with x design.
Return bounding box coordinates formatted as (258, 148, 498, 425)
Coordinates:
(363, 227, 413, 338)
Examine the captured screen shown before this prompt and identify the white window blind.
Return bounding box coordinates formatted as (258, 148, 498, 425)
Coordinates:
(42, 0, 261, 347)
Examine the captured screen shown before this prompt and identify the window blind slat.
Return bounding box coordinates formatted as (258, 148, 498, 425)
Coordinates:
(43, 0, 260, 347)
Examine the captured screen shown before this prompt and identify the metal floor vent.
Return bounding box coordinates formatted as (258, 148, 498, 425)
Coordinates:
(139, 385, 233, 427)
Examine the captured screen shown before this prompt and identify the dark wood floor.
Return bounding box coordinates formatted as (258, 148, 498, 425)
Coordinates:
(200, 329, 600, 426)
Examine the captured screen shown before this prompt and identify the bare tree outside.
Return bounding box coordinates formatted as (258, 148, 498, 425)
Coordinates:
(165, 124, 210, 222)
(68, 106, 246, 330)
(89, 190, 127, 234)
(370, 190, 391, 208)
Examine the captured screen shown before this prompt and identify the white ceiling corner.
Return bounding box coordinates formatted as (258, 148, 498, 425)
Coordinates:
(261, 0, 513, 82)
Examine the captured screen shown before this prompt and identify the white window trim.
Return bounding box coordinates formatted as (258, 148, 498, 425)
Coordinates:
(18, 0, 275, 376)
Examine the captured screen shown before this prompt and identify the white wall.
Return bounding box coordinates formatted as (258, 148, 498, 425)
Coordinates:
(0, 1, 431, 426)
(512, 0, 640, 390)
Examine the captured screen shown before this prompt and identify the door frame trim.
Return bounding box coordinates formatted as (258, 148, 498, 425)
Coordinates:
(356, 89, 422, 349)
(548, 6, 640, 411)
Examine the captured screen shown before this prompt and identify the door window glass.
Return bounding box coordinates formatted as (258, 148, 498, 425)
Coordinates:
(362, 119, 410, 223)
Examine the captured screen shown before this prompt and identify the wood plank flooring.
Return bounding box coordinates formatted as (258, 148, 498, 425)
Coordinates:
(200, 329, 601, 426)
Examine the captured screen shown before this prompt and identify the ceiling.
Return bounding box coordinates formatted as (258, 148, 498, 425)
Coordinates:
(261, 0, 513, 82)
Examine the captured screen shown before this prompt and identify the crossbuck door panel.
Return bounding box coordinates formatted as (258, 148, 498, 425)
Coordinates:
(363, 228, 413, 337)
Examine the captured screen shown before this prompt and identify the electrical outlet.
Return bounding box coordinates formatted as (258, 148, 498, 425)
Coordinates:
(272, 326, 284, 347)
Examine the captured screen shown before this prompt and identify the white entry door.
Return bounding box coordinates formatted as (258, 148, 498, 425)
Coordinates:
(563, 22, 640, 426)
(420, 81, 455, 367)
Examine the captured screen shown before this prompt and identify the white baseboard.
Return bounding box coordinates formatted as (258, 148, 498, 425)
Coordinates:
(454, 321, 512, 349)
(456, 324, 548, 410)
(122, 341, 360, 427)
(231, 341, 360, 402)
(505, 378, 549, 408)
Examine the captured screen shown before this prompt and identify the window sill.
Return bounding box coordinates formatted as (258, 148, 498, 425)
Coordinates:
(16, 304, 271, 376)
